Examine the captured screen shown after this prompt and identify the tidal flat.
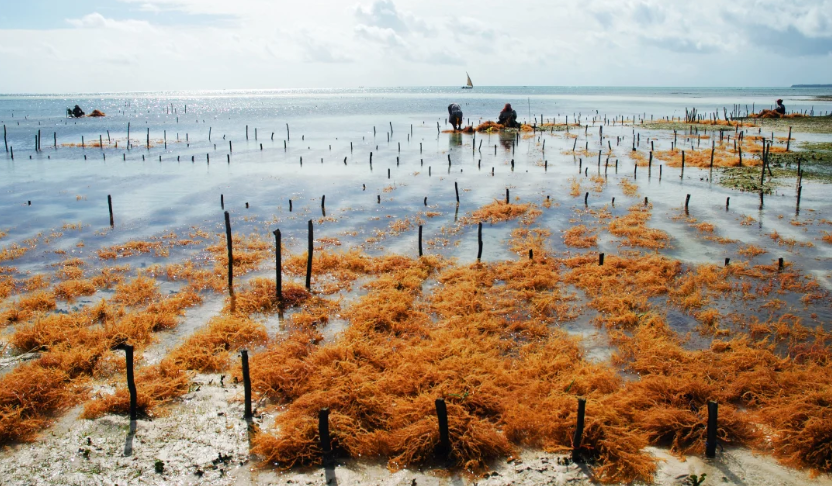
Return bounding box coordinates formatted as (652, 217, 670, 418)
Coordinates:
(2, 88, 832, 485)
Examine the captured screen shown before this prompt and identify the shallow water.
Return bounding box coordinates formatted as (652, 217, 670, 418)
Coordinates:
(2, 87, 832, 338)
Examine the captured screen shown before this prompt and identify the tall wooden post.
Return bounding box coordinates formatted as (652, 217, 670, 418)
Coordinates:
(274, 229, 282, 302)
(241, 350, 252, 419)
(224, 211, 234, 294)
(306, 220, 313, 290)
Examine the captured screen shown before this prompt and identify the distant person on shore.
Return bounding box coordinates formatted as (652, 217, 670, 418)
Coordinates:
(498, 103, 520, 128)
(448, 103, 463, 130)
(774, 99, 786, 115)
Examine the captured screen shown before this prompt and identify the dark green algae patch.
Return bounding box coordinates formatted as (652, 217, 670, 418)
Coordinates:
(716, 141, 832, 192)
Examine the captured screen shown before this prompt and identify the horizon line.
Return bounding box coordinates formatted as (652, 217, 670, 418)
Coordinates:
(0, 85, 825, 97)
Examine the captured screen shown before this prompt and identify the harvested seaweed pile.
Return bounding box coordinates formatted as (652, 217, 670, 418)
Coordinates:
(749, 111, 807, 119)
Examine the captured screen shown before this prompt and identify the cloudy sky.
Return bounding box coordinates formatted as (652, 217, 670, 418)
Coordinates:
(0, 0, 830, 93)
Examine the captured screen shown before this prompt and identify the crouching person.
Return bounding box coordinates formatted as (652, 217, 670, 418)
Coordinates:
(498, 103, 519, 128)
(448, 103, 463, 131)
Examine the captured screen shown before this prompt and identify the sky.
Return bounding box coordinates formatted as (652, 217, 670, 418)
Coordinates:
(0, 0, 830, 93)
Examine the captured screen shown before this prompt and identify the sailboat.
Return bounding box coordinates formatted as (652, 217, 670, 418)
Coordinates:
(461, 72, 473, 89)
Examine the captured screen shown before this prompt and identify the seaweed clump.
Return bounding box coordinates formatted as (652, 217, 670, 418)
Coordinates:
(248, 254, 659, 483)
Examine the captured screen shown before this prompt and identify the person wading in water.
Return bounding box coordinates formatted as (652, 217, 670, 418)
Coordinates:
(448, 103, 463, 131)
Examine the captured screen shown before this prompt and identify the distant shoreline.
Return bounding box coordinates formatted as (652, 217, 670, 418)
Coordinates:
(792, 84, 832, 88)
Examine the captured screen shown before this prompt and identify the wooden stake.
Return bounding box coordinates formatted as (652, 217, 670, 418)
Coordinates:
(224, 211, 234, 294)
(572, 398, 586, 462)
(241, 350, 252, 419)
(706, 401, 718, 458)
(306, 220, 313, 291)
(274, 229, 282, 302)
(116, 343, 138, 421)
(477, 222, 483, 261)
(108, 195, 114, 227)
(435, 398, 450, 458)
(454, 182, 459, 205)
(319, 408, 332, 464)
(760, 141, 767, 189)
(418, 225, 423, 257)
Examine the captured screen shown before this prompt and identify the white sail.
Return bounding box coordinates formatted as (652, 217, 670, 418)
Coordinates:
(466, 72, 473, 88)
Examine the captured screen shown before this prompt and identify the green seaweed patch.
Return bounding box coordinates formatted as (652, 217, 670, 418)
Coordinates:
(798, 141, 832, 152)
(718, 144, 832, 191)
(716, 167, 784, 193)
(638, 122, 728, 132)
(752, 115, 832, 134)
(769, 146, 832, 182)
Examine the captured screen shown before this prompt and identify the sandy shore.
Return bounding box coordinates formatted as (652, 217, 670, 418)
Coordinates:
(2, 372, 830, 486)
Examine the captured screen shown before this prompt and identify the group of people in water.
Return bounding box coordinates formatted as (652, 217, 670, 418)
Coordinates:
(447, 102, 520, 131)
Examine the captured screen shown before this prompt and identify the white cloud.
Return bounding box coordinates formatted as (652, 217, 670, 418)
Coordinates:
(0, 0, 831, 92)
(66, 13, 152, 32)
(355, 0, 408, 32)
(354, 25, 407, 48)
